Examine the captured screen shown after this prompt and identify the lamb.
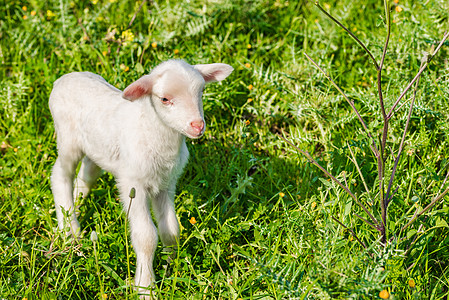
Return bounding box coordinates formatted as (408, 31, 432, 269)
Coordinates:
(49, 59, 233, 297)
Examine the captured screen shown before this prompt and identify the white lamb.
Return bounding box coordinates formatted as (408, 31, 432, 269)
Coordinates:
(49, 59, 233, 296)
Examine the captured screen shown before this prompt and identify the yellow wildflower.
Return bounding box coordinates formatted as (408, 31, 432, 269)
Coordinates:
(46, 10, 56, 18)
(189, 217, 197, 225)
(174, 49, 179, 54)
(244, 63, 251, 68)
(311, 201, 317, 209)
(151, 42, 158, 48)
(245, 120, 250, 126)
(31, 10, 36, 16)
(22, 15, 28, 20)
(379, 290, 389, 299)
(408, 279, 415, 288)
(22, 6, 27, 11)
(247, 44, 252, 49)
(121, 29, 134, 46)
(247, 84, 254, 90)
(395, 6, 403, 12)
(279, 192, 285, 198)
(119, 64, 130, 72)
(247, 98, 253, 103)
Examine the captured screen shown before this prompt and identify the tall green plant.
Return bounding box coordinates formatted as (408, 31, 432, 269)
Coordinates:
(281, 1, 449, 246)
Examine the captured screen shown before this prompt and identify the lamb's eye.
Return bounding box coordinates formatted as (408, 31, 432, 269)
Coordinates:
(161, 97, 170, 103)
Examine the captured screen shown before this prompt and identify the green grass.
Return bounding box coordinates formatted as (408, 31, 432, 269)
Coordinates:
(1, 0, 448, 299)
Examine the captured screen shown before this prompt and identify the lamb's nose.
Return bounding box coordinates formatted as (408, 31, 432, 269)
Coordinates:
(190, 120, 205, 134)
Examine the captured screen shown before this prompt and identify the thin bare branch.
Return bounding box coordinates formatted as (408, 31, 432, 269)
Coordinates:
(331, 216, 368, 249)
(304, 52, 380, 158)
(354, 213, 380, 232)
(127, 0, 148, 30)
(314, 2, 379, 70)
(378, 0, 391, 119)
(441, 169, 449, 190)
(384, 60, 423, 206)
(280, 133, 379, 225)
(343, 171, 349, 190)
(388, 31, 449, 119)
(116, 0, 148, 54)
(384, 32, 449, 231)
(401, 186, 449, 232)
(385, 185, 399, 207)
(347, 141, 370, 195)
(377, 2, 392, 239)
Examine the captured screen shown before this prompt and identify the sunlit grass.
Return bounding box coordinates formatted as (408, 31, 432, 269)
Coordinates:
(1, 0, 448, 299)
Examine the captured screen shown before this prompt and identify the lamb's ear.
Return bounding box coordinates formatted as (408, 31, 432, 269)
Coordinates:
(194, 63, 234, 83)
(122, 75, 154, 101)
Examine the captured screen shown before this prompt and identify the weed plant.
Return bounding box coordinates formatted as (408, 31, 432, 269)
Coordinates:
(283, 0, 448, 257)
(1, 0, 448, 299)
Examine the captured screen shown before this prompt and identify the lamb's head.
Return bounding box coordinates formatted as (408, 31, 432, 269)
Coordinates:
(122, 60, 233, 139)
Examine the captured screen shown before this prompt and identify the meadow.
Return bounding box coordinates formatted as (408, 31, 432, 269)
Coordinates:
(1, 0, 448, 299)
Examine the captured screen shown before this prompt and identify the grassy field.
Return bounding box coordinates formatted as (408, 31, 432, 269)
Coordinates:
(1, 0, 449, 299)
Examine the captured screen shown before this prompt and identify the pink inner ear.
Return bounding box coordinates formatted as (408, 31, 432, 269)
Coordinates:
(195, 63, 233, 83)
(202, 70, 222, 83)
(123, 85, 147, 101)
(123, 75, 154, 101)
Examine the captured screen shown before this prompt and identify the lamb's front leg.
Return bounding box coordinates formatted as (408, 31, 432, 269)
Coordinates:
(152, 185, 180, 261)
(119, 181, 158, 299)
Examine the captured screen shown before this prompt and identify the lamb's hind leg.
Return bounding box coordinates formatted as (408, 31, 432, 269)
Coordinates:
(51, 152, 83, 236)
(74, 156, 102, 200)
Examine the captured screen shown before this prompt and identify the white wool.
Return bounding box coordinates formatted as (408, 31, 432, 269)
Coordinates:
(49, 59, 233, 297)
